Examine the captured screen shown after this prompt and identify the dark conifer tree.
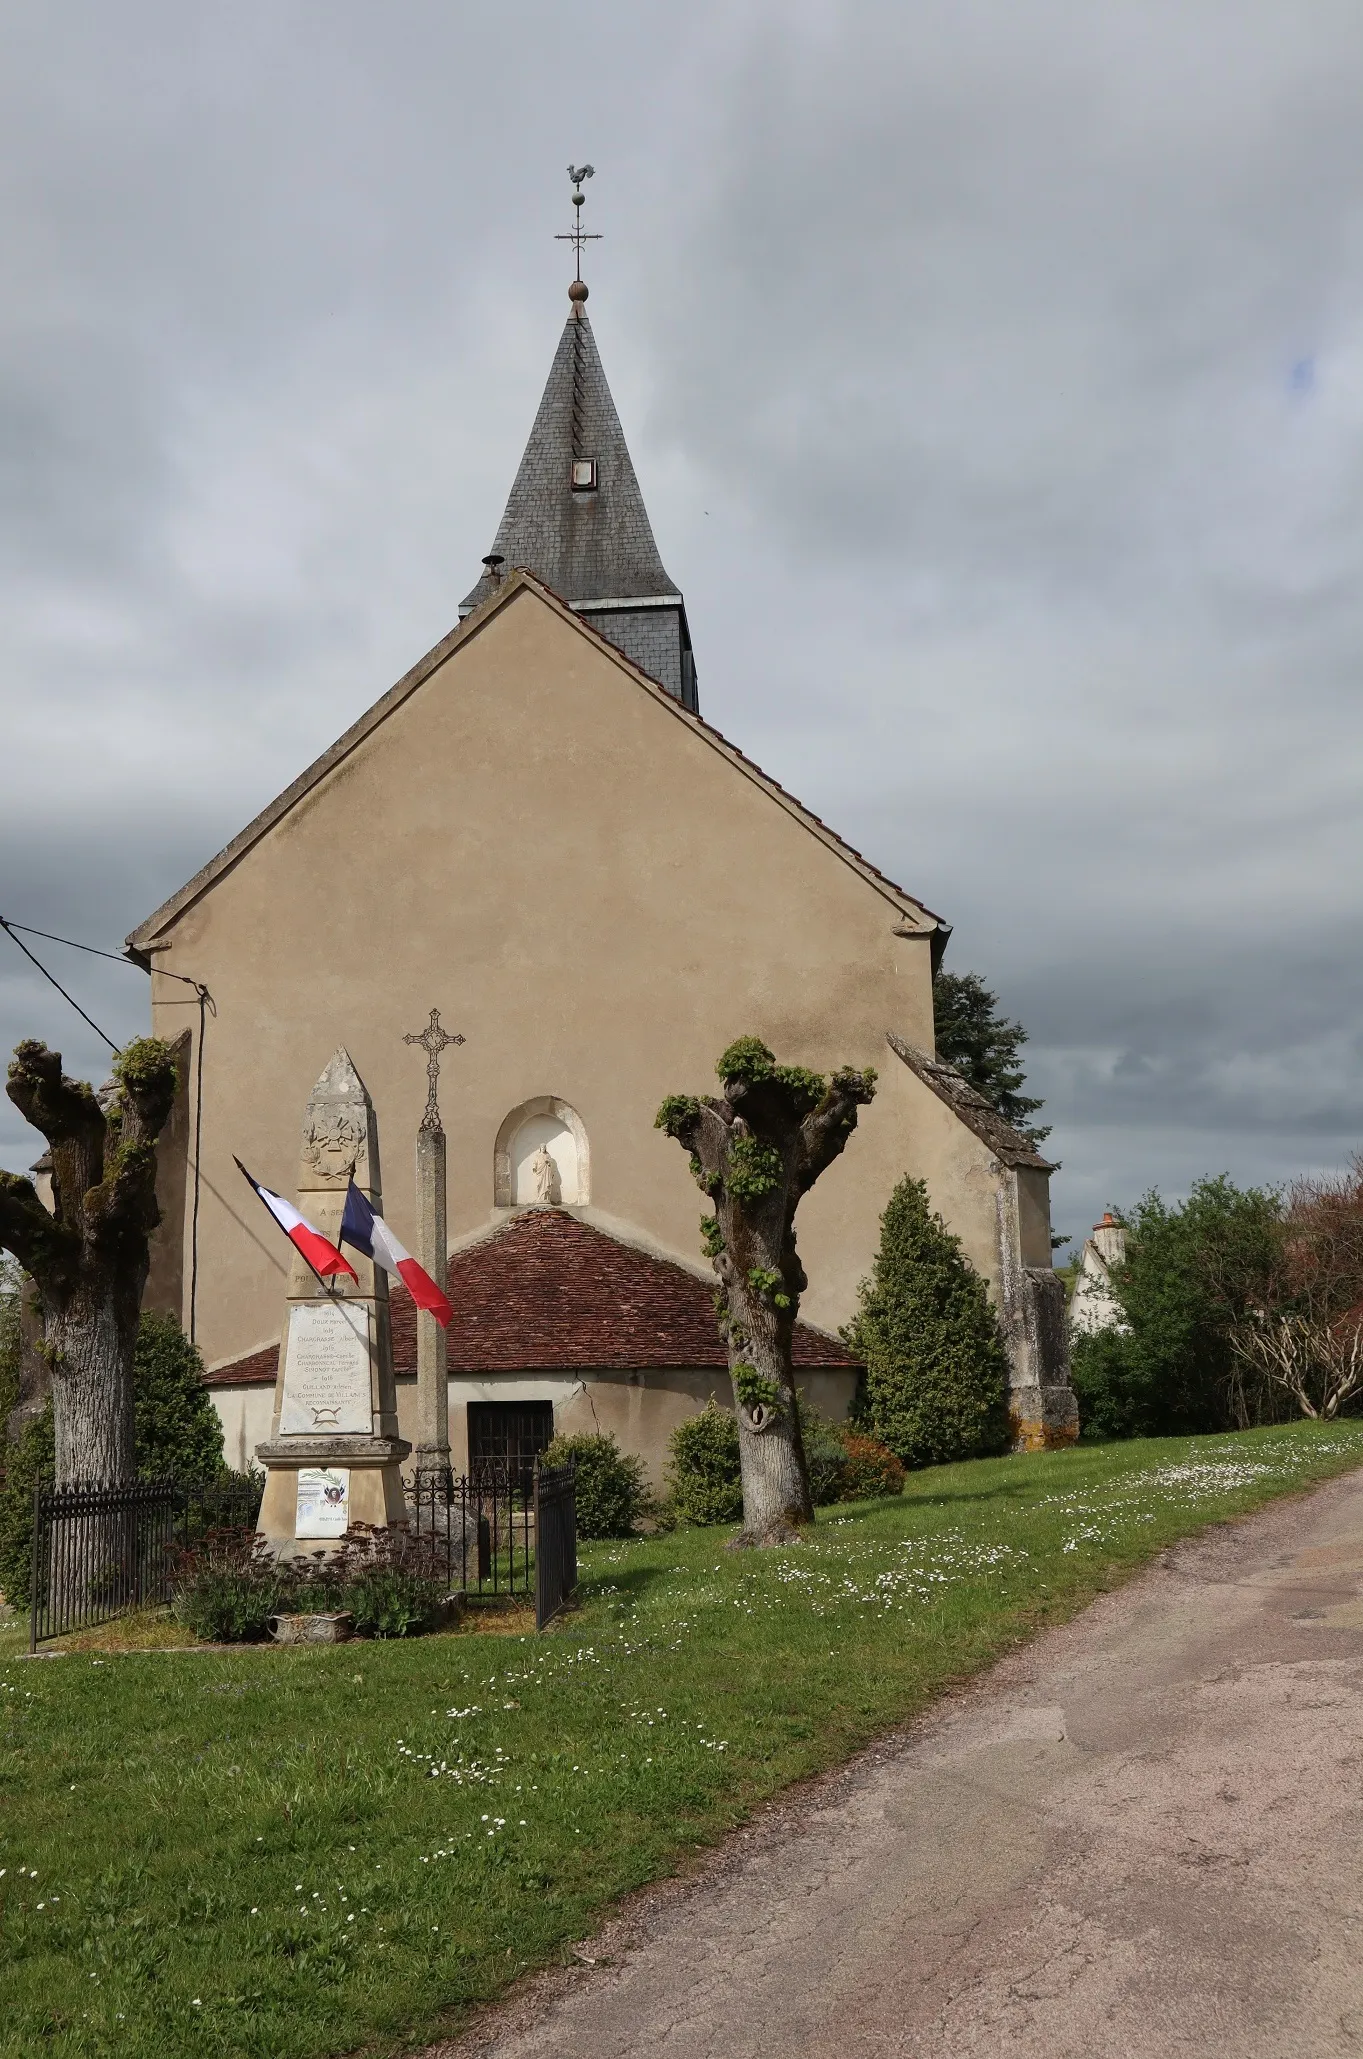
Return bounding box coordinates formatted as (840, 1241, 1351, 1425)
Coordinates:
(132, 1313, 226, 1482)
(846, 1176, 1011, 1468)
(932, 970, 1048, 1143)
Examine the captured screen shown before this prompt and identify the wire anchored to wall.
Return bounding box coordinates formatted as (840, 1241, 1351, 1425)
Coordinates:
(0, 916, 215, 1344)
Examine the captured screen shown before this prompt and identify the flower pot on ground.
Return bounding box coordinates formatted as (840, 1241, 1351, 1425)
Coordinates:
(268, 1610, 354, 1645)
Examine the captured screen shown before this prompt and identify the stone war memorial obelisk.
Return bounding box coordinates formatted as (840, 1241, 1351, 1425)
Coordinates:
(403, 1007, 462, 1490)
(255, 1050, 411, 1549)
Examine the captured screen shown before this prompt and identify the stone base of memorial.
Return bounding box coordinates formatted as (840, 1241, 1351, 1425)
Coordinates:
(255, 1435, 412, 1550)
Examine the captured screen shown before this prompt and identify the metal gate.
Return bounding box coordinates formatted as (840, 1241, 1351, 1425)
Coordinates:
(533, 1461, 577, 1630)
(407, 1460, 576, 1627)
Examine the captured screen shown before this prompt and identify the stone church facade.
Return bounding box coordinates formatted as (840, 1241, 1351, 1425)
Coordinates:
(128, 289, 1076, 1483)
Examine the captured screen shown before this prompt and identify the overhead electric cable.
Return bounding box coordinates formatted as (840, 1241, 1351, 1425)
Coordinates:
(0, 916, 119, 1052)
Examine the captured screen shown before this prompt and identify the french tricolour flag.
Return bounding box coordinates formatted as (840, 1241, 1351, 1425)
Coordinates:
(234, 1158, 358, 1283)
(339, 1179, 453, 1328)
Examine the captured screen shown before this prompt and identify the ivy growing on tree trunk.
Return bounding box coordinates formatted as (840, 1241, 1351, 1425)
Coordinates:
(656, 1037, 875, 1546)
(0, 1038, 180, 1487)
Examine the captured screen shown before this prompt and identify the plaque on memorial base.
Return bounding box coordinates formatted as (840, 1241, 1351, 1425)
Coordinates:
(296, 1467, 351, 1539)
(255, 1049, 411, 1551)
(279, 1301, 372, 1435)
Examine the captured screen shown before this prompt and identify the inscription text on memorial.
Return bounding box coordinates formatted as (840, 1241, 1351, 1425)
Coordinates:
(280, 1300, 373, 1435)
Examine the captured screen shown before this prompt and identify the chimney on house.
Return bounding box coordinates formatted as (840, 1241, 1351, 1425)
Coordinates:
(1091, 1213, 1126, 1268)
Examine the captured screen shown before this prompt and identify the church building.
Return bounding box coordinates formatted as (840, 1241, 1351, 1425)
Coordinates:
(128, 258, 1077, 1484)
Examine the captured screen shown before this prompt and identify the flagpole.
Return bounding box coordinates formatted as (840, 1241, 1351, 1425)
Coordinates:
(233, 1155, 338, 1298)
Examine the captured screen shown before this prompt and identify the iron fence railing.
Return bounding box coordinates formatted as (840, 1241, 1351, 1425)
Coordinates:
(28, 1473, 264, 1650)
(407, 1463, 535, 1598)
(28, 1463, 575, 1647)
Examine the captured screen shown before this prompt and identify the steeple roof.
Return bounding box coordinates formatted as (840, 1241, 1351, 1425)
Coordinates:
(460, 311, 680, 615)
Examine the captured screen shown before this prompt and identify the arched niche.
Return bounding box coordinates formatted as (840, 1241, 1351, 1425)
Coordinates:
(494, 1097, 590, 1209)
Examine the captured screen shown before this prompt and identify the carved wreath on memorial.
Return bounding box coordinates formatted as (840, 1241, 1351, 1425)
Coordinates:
(302, 1106, 366, 1180)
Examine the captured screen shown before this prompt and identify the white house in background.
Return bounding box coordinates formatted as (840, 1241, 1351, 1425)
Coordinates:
(1070, 1210, 1136, 1342)
(1070, 1214, 1129, 1336)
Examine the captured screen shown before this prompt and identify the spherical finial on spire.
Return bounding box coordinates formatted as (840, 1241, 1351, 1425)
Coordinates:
(557, 164, 600, 307)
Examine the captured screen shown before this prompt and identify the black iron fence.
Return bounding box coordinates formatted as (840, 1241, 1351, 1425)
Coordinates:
(533, 1461, 577, 1631)
(28, 1472, 264, 1650)
(407, 1461, 576, 1623)
(28, 1463, 574, 1646)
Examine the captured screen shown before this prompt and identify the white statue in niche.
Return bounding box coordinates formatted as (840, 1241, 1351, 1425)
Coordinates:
(508, 1112, 581, 1206)
(529, 1142, 559, 1205)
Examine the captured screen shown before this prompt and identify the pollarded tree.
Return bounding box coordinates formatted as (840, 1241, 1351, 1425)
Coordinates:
(656, 1037, 876, 1546)
(0, 1038, 180, 1486)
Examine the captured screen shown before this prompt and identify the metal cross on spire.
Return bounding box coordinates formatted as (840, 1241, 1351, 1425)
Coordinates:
(556, 163, 601, 287)
(403, 1007, 464, 1134)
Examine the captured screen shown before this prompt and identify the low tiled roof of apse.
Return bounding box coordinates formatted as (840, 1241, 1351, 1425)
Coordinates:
(885, 1031, 1055, 1172)
(205, 1208, 859, 1386)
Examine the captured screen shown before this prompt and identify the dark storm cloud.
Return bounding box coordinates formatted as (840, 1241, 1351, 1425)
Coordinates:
(2, 0, 1361, 1242)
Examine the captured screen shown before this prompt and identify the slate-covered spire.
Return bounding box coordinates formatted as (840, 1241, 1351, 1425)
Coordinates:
(460, 301, 698, 711)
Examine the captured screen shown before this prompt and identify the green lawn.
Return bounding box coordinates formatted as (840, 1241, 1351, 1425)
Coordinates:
(3, 1419, 1362, 2059)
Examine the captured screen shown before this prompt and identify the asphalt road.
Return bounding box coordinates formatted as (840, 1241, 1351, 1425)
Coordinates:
(433, 1465, 1363, 2059)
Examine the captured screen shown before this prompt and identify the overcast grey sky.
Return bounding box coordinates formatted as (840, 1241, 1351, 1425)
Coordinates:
(2, 0, 1361, 1245)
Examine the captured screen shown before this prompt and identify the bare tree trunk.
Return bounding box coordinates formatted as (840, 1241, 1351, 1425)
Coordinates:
(717, 1233, 813, 1539)
(48, 1290, 138, 1485)
(658, 1040, 875, 1547)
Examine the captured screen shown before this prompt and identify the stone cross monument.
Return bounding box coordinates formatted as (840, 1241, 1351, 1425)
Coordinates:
(403, 1007, 463, 1488)
(255, 1049, 411, 1548)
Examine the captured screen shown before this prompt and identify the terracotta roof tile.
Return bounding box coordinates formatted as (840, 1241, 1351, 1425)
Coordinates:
(207, 1210, 858, 1386)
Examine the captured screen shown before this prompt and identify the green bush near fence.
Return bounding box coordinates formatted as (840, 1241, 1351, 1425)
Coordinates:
(0, 1404, 54, 1607)
(170, 1526, 450, 1643)
(542, 1431, 647, 1539)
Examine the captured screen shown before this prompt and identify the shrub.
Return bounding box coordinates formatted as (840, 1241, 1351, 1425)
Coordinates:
(133, 1313, 227, 1482)
(1070, 1177, 1290, 1438)
(0, 1402, 54, 1608)
(1069, 1328, 1144, 1440)
(169, 1524, 452, 1641)
(665, 1401, 742, 1526)
(335, 1529, 449, 1637)
(169, 1529, 286, 1643)
(846, 1176, 1011, 1469)
(543, 1431, 647, 1539)
(833, 1429, 905, 1501)
(798, 1400, 849, 1506)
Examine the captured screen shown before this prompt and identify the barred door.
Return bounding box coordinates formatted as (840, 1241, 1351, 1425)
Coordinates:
(466, 1401, 554, 1491)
